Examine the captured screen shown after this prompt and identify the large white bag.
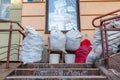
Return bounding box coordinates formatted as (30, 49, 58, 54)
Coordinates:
(66, 29, 82, 51)
(50, 29, 66, 52)
(19, 26, 45, 64)
(86, 45, 102, 63)
(93, 28, 120, 53)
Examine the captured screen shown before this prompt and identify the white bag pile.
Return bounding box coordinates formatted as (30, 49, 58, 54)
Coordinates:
(49, 29, 66, 53)
(86, 20, 120, 63)
(93, 20, 120, 53)
(19, 26, 45, 64)
(66, 29, 82, 51)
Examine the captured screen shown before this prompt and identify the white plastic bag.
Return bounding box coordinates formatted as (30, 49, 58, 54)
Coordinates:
(86, 45, 102, 63)
(50, 29, 66, 52)
(93, 28, 120, 53)
(66, 29, 82, 51)
(19, 26, 45, 64)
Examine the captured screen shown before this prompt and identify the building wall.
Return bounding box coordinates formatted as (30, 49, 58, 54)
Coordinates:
(0, 1, 22, 61)
(22, 0, 120, 46)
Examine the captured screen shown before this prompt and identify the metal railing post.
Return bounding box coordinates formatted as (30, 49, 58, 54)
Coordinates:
(6, 23, 13, 68)
(104, 27, 109, 68)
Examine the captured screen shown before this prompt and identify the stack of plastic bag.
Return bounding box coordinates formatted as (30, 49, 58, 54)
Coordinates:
(86, 20, 120, 63)
(49, 29, 66, 53)
(66, 29, 82, 51)
(19, 26, 45, 64)
(93, 21, 120, 53)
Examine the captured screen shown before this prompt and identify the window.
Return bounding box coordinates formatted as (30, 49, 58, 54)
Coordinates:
(0, 0, 10, 20)
(45, 0, 80, 33)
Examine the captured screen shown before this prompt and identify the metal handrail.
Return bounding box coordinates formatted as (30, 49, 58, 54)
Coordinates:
(0, 19, 25, 68)
(92, 9, 120, 68)
(0, 29, 25, 37)
(92, 9, 120, 28)
(0, 19, 24, 30)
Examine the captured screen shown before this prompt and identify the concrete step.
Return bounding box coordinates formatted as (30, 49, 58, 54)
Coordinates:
(8, 68, 102, 76)
(4, 63, 108, 80)
(5, 75, 108, 80)
(18, 63, 94, 68)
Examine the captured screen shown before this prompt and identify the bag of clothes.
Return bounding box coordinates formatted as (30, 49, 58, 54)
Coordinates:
(75, 39, 92, 63)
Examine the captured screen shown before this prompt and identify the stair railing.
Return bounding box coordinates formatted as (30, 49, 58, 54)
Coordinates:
(92, 9, 120, 68)
(0, 19, 25, 68)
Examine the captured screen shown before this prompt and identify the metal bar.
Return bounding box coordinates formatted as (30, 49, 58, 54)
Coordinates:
(0, 19, 18, 23)
(97, 18, 120, 28)
(0, 29, 25, 37)
(101, 28, 120, 31)
(17, 23, 24, 30)
(92, 9, 120, 28)
(6, 23, 13, 68)
(100, 21, 105, 59)
(17, 35, 21, 61)
(104, 26, 109, 68)
(0, 19, 24, 30)
(100, 28, 105, 58)
(101, 15, 120, 23)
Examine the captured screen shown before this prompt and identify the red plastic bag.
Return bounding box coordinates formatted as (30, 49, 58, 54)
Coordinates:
(75, 39, 92, 63)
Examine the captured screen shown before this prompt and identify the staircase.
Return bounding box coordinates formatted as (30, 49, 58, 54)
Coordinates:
(4, 63, 108, 80)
